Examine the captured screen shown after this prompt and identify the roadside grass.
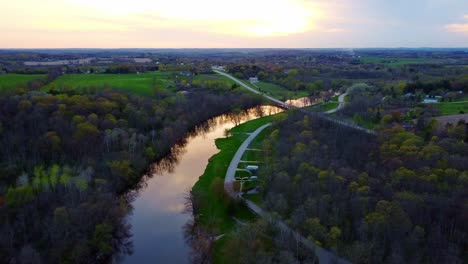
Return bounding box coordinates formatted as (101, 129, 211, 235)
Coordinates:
(44, 72, 174, 96)
(218, 74, 309, 101)
(436, 101, 468, 116)
(330, 95, 339, 102)
(241, 149, 263, 162)
(254, 81, 309, 100)
(192, 112, 285, 263)
(235, 170, 251, 178)
(309, 101, 339, 112)
(243, 193, 263, 205)
(355, 118, 380, 130)
(194, 74, 235, 85)
(247, 127, 271, 149)
(0, 74, 45, 91)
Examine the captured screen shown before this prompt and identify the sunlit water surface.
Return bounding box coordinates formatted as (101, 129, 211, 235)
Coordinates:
(122, 106, 283, 264)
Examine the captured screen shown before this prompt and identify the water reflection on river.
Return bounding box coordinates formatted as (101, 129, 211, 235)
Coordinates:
(285, 96, 321, 108)
(122, 105, 283, 264)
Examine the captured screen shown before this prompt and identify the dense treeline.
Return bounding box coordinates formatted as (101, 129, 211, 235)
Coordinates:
(0, 81, 262, 262)
(258, 110, 467, 263)
(405, 79, 468, 95)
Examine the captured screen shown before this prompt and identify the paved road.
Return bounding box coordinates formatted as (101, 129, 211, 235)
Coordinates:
(213, 69, 375, 135)
(325, 93, 348, 114)
(213, 70, 293, 109)
(224, 123, 272, 197)
(224, 124, 351, 264)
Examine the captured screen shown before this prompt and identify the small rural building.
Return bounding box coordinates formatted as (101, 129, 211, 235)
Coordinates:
(249, 77, 259, 84)
(423, 98, 439, 104)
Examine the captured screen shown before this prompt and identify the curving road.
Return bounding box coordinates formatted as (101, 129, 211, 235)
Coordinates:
(224, 124, 351, 264)
(325, 93, 348, 114)
(213, 70, 294, 109)
(213, 69, 375, 135)
(224, 123, 272, 197)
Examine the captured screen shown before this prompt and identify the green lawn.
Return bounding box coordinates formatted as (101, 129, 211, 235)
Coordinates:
(44, 72, 174, 96)
(191, 113, 284, 263)
(0, 74, 45, 91)
(235, 170, 251, 178)
(241, 149, 263, 161)
(215, 73, 308, 101)
(243, 193, 263, 205)
(437, 101, 468, 116)
(309, 101, 339, 112)
(355, 118, 380, 130)
(254, 81, 309, 100)
(194, 74, 235, 84)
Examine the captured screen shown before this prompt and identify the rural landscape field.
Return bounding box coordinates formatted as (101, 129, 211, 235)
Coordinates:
(1, 0, 467, 263)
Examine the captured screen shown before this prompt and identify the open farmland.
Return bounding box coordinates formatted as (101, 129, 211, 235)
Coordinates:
(44, 72, 175, 96)
(0, 74, 45, 91)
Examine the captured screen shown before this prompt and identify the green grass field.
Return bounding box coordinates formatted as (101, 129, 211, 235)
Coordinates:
(360, 56, 439, 66)
(309, 101, 339, 112)
(254, 81, 309, 100)
(437, 101, 468, 116)
(44, 72, 174, 95)
(194, 74, 235, 84)
(0, 74, 45, 91)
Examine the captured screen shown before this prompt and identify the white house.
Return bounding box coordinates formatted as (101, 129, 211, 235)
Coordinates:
(249, 77, 259, 84)
(423, 98, 439, 104)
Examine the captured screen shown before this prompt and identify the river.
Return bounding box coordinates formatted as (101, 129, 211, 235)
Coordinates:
(122, 106, 283, 264)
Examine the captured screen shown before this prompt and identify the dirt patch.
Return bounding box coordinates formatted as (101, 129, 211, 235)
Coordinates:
(434, 114, 468, 126)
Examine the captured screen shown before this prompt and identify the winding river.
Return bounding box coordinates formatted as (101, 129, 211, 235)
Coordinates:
(122, 106, 283, 263)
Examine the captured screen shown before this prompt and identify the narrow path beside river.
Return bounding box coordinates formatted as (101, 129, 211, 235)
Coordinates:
(224, 124, 351, 264)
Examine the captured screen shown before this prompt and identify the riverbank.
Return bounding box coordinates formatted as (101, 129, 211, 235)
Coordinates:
(191, 113, 285, 263)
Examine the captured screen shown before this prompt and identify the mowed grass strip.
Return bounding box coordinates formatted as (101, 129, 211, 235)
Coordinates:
(44, 72, 174, 96)
(191, 113, 285, 232)
(308, 101, 339, 112)
(437, 101, 468, 115)
(192, 112, 287, 263)
(194, 74, 235, 85)
(0, 74, 45, 91)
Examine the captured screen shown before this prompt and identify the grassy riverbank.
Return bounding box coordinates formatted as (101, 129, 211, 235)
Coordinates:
(191, 112, 285, 263)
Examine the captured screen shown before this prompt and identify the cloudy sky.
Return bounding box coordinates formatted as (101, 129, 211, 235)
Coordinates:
(1, 0, 467, 48)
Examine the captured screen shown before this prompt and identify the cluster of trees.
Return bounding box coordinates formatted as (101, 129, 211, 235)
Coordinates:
(104, 64, 158, 74)
(184, 215, 317, 264)
(0, 79, 262, 262)
(227, 65, 347, 95)
(404, 79, 463, 94)
(257, 110, 467, 263)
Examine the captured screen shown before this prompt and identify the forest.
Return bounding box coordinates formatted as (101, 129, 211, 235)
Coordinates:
(255, 110, 467, 263)
(0, 75, 262, 263)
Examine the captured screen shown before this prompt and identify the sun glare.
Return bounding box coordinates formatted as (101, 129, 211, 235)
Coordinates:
(68, 0, 317, 36)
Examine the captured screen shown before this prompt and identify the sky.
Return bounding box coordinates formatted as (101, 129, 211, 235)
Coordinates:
(1, 0, 467, 48)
